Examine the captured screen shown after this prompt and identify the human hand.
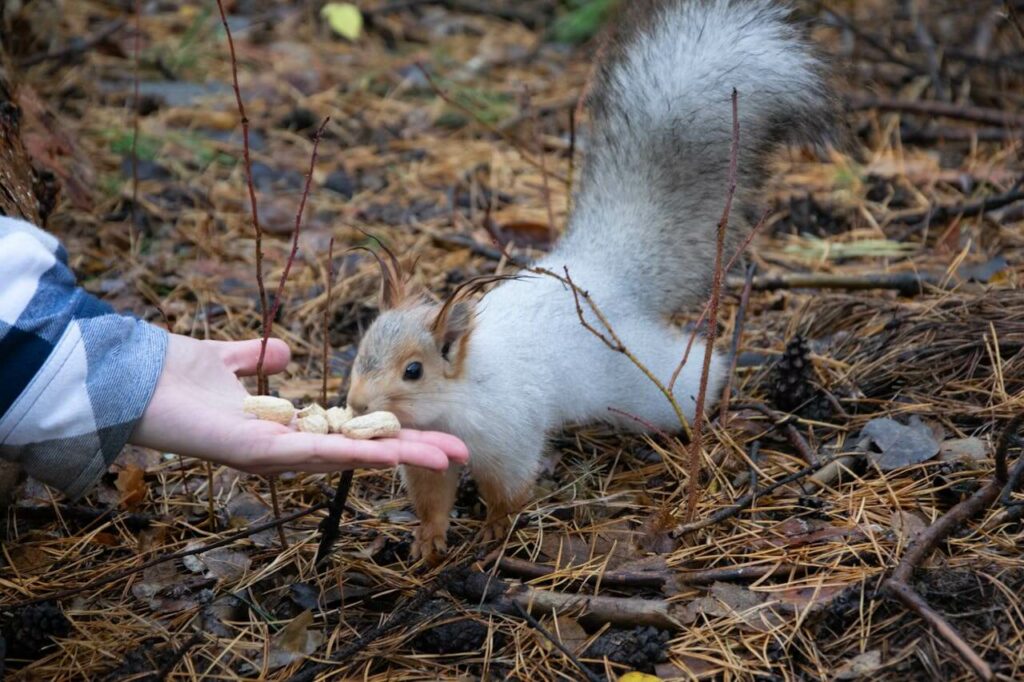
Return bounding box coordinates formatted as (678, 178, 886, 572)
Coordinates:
(129, 334, 469, 474)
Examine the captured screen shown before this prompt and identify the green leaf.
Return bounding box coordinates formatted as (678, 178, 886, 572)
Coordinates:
(550, 0, 617, 44)
(321, 2, 363, 41)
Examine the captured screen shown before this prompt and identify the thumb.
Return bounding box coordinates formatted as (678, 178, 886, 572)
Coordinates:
(216, 338, 291, 376)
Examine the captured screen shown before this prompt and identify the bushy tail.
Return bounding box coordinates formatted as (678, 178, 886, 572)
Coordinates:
(552, 0, 835, 316)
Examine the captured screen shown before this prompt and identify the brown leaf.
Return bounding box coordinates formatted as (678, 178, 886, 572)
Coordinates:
(938, 437, 989, 466)
(553, 616, 589, 655)
(752, 518, 867, 549)
(115, 465, 148, 510)
(832, 649, 883, 680)
(890, 510, 928, 544)
(183, 545, 251, 581)
(260, 610, 324, 672)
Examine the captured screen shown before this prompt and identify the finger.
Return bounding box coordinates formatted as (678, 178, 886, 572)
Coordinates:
(395, 429, 470, 464)
(254, 432, 451, 472)
(216, 338, 291, 376)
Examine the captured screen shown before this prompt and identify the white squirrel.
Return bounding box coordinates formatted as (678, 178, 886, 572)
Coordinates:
(346, 0, 834, 562)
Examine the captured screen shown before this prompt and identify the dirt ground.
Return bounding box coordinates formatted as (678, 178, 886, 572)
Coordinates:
(1, 0, 1023, 680)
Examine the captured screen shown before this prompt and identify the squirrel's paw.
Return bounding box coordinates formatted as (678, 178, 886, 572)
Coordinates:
(411, 521, 448, 565)
(480, 513, 513, 544)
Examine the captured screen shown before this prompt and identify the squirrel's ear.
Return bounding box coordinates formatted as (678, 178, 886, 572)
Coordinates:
(431, 299, 475, 361)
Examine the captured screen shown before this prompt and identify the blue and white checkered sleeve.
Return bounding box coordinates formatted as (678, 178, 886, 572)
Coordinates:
(0, 216, 168, 498)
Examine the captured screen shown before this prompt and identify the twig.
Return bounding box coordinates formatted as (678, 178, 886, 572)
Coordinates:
(497, 556, 668, 589)
(17, 19, 126, 67)
(996, 414, 1024, 506)
(314, 469, 354, 566)
(257, 117, 330, 380)
(556, 266, 693, 442)
(672, 455, 835, 538)
(321, 237, 335, 406)
(685, 88, 740, 522)
(889, 176, 1024, 229)
(729, 402, 817, 465)
(883, 415, 1023, 681)
(719, 263, 755, 423)
(129, 2, 141, 259)
(11, 502, 329, 608)
(507, 582, 681, 631)
(215, 0, 270, 394)
(513, 602, 604, 682)
(729, 271, 947, 295)
(847, 95, 1024, 128)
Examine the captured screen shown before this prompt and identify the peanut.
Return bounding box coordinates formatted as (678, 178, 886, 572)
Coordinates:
(242, 395, 296, 425)
(296, 413, 329, 434)
(340, 411, 401, 439)
(325, 405, 355, 434)
(297, 403, 327, 419)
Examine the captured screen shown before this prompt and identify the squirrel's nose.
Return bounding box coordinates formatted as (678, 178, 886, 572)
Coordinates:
(349, 400, 368, 416)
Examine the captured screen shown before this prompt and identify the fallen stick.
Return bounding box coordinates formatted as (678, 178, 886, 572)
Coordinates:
(883, 414, 1024, 681)
(846, 95, 1024, 128)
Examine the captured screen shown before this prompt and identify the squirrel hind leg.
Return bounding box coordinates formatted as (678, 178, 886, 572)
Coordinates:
(402, 464, 461, 565)
(471, 446, 541, 545)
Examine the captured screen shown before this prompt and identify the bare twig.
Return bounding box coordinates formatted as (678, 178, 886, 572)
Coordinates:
(155, 631, 204, 681)
(215, 0, 270, 394)
(17, 19, 126, 67)
(672, 455, 835, 537)
(730, 271, 947, 295)
(513, 602, 603, 682)
(684, 88, 740, 522)
(847, 95, 1024, 128)
(729, 402, 818, 465)
(129, 3, 141, 259)
(719, 262, 755, 423)
(321, 237, 335, 406)
(883, 415, 1023, 681)
(314, 469, 354, 566)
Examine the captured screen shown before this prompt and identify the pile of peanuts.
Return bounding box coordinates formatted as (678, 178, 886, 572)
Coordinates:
(242, 396, 401, 439)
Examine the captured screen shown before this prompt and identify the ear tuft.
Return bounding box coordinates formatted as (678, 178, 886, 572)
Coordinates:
(352, 236, 408, 310)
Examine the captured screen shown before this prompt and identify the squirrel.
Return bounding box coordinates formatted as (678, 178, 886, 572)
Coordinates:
(346, 0, 834, 562)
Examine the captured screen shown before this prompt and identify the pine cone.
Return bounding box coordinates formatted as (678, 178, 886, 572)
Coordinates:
(768, 336, 833, 420)
(584, 625, 670, 672)
(3, 601, 70, 658)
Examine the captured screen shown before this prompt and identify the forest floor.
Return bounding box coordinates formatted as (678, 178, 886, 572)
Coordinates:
(1, 0, 1023, 680)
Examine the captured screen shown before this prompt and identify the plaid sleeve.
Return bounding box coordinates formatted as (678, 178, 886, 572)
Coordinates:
(0, 216, 168, 498)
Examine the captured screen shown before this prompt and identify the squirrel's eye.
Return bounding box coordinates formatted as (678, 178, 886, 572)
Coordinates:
(403, 361, 423, 381)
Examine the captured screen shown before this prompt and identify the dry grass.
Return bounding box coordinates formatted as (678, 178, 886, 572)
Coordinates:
(1, 0, 1023, 680)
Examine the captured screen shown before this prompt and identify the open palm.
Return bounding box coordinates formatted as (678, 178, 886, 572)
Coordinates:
(129, 335, 468, 474)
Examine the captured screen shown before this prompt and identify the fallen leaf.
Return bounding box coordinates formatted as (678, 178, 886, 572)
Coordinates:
(890, 510, 928, 544)
(833, 649, 883, 680)
(862, 416, 939, 471)
(116, 465, 148, 510)
(321, 3, 363, 41)
(938, 437, 989, 466)
(553, 616, 589, 655)
(260, 610, 324, 671)
(658, 657, 717, 679)
(182, 544, 251, 581)
(752, 518, 867, 549)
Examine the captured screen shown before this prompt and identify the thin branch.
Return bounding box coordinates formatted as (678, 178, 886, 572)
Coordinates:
(684, 87, 740, 522)
(672, 455, 835, 538)
(321, 237, 335, 406)
(719, 262, 755, 423)
(17, 19, 126, 67)
(215, 0, 270, 394)
(847, 95, 1024, 128)
(883, 414, 1023, 681)
(729, 402, 818, 465)
(257, 117, 330, 379)
(314, 469, 354, 566)
(513, 602, 604, 682)
(129, 3, 141, 259)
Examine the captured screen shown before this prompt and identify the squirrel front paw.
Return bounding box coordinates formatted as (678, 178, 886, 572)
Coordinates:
(410, 521, 449, 565)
